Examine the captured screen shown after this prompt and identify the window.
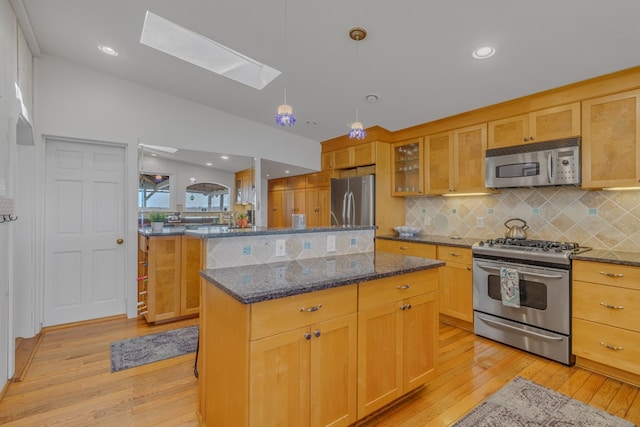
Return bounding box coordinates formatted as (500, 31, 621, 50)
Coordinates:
(185, 183, 229, 212)
(138, 173, 170, 209)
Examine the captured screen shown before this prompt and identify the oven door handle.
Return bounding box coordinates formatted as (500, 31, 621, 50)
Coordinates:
(476, 263, 564, 279)
(477, 315, 564, 341)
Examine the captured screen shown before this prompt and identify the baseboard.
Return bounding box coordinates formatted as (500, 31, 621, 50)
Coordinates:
(439, 314, 474, 332)
(41, 314, 128, 332)
(13, 333, 44, 382)
(575, 356, 640, 388)
(0, 378, 9, 402)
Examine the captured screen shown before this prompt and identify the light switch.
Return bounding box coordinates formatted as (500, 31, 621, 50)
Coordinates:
(276, 240, 286, 256)
(327, 235, 336, 252)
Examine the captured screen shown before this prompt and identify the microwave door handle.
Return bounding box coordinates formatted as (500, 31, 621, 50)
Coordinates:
(547, 151, 553, 184)
(476, 263, 563, 279)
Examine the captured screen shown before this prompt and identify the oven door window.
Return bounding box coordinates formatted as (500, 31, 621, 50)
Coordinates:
(487, 273, 547, 310)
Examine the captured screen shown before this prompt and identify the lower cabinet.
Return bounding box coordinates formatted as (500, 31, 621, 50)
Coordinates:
(436, 247, 473, 329)
(572, 260, 640, 385)
(199, 269, 440, 426)
(357, 270, 439, 418)
(142, 234, 202, 322)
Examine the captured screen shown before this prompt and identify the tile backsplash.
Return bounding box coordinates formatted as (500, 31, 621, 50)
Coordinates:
(405, 188, 640, 252)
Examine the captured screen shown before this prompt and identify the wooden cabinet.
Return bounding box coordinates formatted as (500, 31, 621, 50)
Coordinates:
(581, 90, 640, 188)
(572, 260, 640, 385)
(235, 168, 254, 204)
(425, 124, 488, 195)
(391, 138, 424, 195)
(488, 103, 580, 149)
(357, 270, 439, 418)
(137, 234, 149, 317)
(436, 247, 473, 328)
(268, 188, 285, 228)
(269, 176, 306, 228)
(142, 234, 202, 323)
(322, 142, 375, 171)
(200, 284, 358, 427)
(305, 186, 330, 227)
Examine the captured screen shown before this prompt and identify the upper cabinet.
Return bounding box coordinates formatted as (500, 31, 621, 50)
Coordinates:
(488, 102, 580, 149)
(581, 90, 640, 189)
(322, 142, 375, 171)
(425, 124, 487, 195)
(391, 138, 424, 196)
(235, 168, 254, 204)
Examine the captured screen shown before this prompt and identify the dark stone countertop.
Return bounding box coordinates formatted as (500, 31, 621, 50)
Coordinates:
(572, 249, 640, 267)
(200, 251, 445, 304)
(376, 234, 480, 249)
(139, 225, 376, 238)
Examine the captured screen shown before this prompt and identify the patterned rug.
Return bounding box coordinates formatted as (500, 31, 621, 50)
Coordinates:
(453, 376, 635, 426)
(110, 326, 198, 373)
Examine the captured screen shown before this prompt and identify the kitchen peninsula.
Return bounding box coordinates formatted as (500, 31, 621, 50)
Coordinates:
(197, 250, 444, 426)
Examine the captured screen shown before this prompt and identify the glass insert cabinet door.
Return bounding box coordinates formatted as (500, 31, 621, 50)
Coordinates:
(391, 138, 424, 196)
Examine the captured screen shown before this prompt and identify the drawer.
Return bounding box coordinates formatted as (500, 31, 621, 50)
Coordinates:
(573, 280, 640, 333)
(250, 284, 357, 340)
(573, 260, 640, 290)
(573, 318, 640, 376)
(376, 239, 436, 259)
(437, 246, 472, 264)
(359, 269, 439, 310)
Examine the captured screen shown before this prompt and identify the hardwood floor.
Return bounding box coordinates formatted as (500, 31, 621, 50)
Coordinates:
(1, 318, 639, 426)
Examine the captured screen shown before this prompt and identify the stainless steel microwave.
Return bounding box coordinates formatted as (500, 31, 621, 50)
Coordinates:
(485, 137, 581, 189)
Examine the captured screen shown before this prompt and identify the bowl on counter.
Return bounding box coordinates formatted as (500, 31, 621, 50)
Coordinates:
(394, 226, 421, 237)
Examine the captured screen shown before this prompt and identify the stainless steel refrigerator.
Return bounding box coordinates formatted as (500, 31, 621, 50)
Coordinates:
(330, 175, 375, 227)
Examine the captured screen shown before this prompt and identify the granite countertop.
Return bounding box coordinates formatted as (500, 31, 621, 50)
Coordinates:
(376, 234, 481, 249)
(139, 225, 376, 238)
(200, 251, 445, 304)
(572, 249, 640, 267)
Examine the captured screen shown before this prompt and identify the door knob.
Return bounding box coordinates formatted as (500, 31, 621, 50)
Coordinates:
(116, 238, 124, 245)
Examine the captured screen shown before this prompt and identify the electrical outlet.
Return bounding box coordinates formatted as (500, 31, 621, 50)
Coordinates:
(477, 217, 485, 228)
(276, 239, 286, 256)
(327, 235, 336, 252)
(423, 215, 431, 226)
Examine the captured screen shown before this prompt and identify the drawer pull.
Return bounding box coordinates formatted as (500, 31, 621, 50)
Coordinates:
(599, 302, 624, 310)
(304, 333, 312, 340)
(599, 271, 624, 278)
(599, 341, 623, 351)
(400, 304, 412, 310)
(314, 330, 321, 338)
(449, 252, 461, 257)
(396, 284, 411, 290)
(399, 246, 408, 250)
(300, 304, 323, 313)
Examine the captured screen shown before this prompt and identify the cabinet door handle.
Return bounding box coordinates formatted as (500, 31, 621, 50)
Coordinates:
(599, 302, 624, 310)
(466, 266, 472, 271)
(599, 341, 623, 351)
(599, 271, 624, 278)
(313, 330, 321, 338)
(398, 246, 408, 250)
(396, 284, 411, 290)
(449, 252, 461, 257)
(300, 304, 322, 312)
(400, 303, 412, 311)
(304, 333, 312, 340)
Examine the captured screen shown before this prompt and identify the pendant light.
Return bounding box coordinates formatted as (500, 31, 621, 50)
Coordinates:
(349, 27, 367, 140)
(275, 0, 296, 126)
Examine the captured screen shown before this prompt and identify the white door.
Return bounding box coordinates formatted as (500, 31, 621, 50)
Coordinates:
(44, 139, 126, 326)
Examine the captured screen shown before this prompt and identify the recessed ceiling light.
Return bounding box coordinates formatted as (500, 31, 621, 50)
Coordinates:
(140, 11, 280, 90)
(206, 162, 213, 166)
(305, 120, 318, 126)
(365, 94, 380, 103)
(472, 46, 496, 59)
(98, 44, 119, 56)
(220, 155, 229, 160)
(285, 170, 290, 174)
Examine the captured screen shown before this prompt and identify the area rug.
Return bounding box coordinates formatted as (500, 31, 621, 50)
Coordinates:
(110, 325, 198, 373)
(452, 376, 635, 427)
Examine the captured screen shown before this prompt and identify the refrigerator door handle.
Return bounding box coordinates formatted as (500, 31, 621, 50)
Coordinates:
(348, 191, 355, 226)
(342, 192, 348, 226)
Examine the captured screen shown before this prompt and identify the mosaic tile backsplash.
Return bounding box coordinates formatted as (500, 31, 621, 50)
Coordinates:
(405, 188, 640, 252)
(206, 229, 375, 269)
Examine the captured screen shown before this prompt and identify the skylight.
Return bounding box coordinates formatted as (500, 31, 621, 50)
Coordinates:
(140, 11, 280, 90)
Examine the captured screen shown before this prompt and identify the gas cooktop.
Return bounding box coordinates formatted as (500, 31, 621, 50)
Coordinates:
(472, 238, 592, 265)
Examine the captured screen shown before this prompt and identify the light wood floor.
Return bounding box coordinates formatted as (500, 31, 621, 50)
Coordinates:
(1, 318, 639, 426)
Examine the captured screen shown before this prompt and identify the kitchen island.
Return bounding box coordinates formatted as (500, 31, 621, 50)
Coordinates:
(198, 251, 444, 426)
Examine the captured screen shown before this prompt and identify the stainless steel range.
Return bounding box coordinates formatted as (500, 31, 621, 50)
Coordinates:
(472, 237, 591, 365)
